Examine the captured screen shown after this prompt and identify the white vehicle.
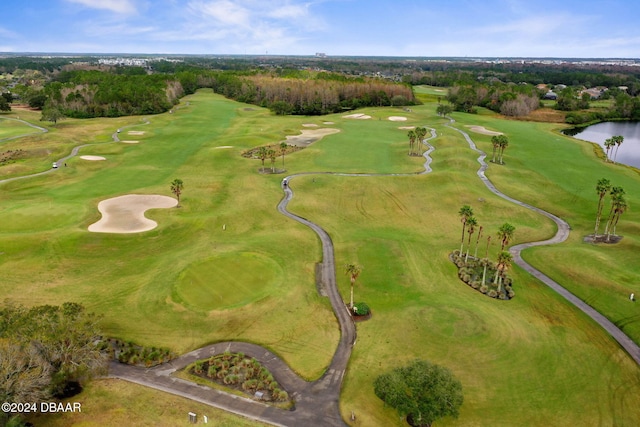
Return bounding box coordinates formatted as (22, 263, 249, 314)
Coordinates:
(52, 162, 58, 168)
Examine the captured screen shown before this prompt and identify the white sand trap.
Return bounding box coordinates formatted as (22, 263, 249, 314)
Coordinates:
(323, 121, 334, 125)
(121, 140, 139, 144)
(398, 126, 415, 130)
(388, 116, 408, 121)
(128, 131, 146, 135)
(466, 125, 503, 136)
(215, 145, 234, 149)
(285, 128, 341, 147)
(302, 123, 319, 127)
(343, 113, 372, 120)
(80, 155, 106, 161)
(88, 194, 177, 234)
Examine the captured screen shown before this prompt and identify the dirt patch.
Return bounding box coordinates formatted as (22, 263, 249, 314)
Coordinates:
(584, 234, 623, 244)
(88, 194, 177, 234)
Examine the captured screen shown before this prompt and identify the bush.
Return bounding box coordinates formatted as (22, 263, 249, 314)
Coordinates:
(487, 290, 498, 298)
(353, 302, 370, 316)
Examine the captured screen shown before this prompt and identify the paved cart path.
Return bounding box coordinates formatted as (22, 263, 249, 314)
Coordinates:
(447, 120, 640, 365)
(4, 115, 639, 425)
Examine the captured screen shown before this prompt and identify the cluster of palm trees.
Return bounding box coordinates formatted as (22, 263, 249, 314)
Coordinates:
(490, 135, 509, 165)
(603, 135, 624, 163)
(407, 127, 428, 156)
(458, 205, 516, 296)
(594, 178, 627, 242)
(257, 142, 290, 173)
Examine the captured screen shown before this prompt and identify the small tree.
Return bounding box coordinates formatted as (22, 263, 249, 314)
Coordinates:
(170, 179, 184, 206)
(374, 359, 463, 427)
(257, 146, 268, 170)
(40, 106, 65, 124)
(345, 263, 362, 311)
(268, 149, 276, 173)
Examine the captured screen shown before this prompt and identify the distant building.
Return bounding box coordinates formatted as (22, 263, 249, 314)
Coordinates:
(543, 91, 558, 100)
(315, 52, 327, 58)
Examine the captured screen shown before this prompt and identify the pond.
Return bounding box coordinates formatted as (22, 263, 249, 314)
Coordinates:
(565, 121, 640, 169)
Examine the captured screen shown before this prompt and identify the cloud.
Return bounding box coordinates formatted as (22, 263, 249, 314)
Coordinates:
(65, 0, 137, 14)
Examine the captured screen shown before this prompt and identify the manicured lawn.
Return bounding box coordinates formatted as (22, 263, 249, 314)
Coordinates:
(3, 90, 640, 426)
(0, 117, 39, 140)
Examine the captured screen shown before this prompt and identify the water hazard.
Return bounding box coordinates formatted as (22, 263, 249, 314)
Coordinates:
(565, 121, 640, 169)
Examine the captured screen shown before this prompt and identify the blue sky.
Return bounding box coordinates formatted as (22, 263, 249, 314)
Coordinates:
(1, 0, 639, 57)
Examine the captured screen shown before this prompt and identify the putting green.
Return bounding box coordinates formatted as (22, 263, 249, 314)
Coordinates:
(173, 252, 283, 311)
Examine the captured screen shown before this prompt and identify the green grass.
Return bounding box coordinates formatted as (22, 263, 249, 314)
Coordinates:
(3, 89, 640, 426)
(26, 379, 269, 427)
(0, 117, 39, 140)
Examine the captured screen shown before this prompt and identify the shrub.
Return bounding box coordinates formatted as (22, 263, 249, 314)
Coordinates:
(480, 285, 489, 294)
(207, 365, 218, 378)
(353, 302, 370, 316)
(487, 290, 498, 298)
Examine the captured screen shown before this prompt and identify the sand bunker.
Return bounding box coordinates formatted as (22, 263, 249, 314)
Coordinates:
(302, 123, 319, 127)
(343, 113, 372, 120)
(80, 155, 106, 161)
(398, 126, 415, 130)
(121, 140, 139, 144)
(128, 131, 145, 135)
(284, 128, 341, 147)
(466, 125, 503, 136)
(215, 146, 234, 149)
(88, 194, 177, 234)
(388, 116, 408, 121)
(323, 121, 334, 125)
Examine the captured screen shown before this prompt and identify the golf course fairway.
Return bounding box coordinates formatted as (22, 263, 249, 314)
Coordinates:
(2, 88, 640, 426)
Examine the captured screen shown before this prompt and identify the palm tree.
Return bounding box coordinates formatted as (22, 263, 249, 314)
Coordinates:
(610, 196, 628, 238)
(594, 178, 611, 236)
(473, 226, 483, 259)
(464, 217, 478, 263)
(603, 186, 625, 239)
(257, 146, 268, 170)
(482, 236, 491, 287)
(407, 130, 416, 156)
(604, 137, 615, 162)
(493, 251, 513, 291)
(491, 135, 501, 163)
(613, 135, 624, 163)
(170, 179, 184, 207)
(498, 136, 509, 164)
(497, 223, 515, 252)
(345, 264, 362, 311)
(415, 127, 427, 156)
(458, 205, 474, 255)
(279, 142, 288, 168)
(268, 149, 276, 173)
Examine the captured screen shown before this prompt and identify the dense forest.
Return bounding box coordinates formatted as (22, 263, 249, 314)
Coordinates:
(2, 55, 640, 122)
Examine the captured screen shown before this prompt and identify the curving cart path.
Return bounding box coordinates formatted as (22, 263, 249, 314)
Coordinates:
(446, 120, 640, 365)
(7, 114, 639, 424)
(108, 127, 437, 426)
